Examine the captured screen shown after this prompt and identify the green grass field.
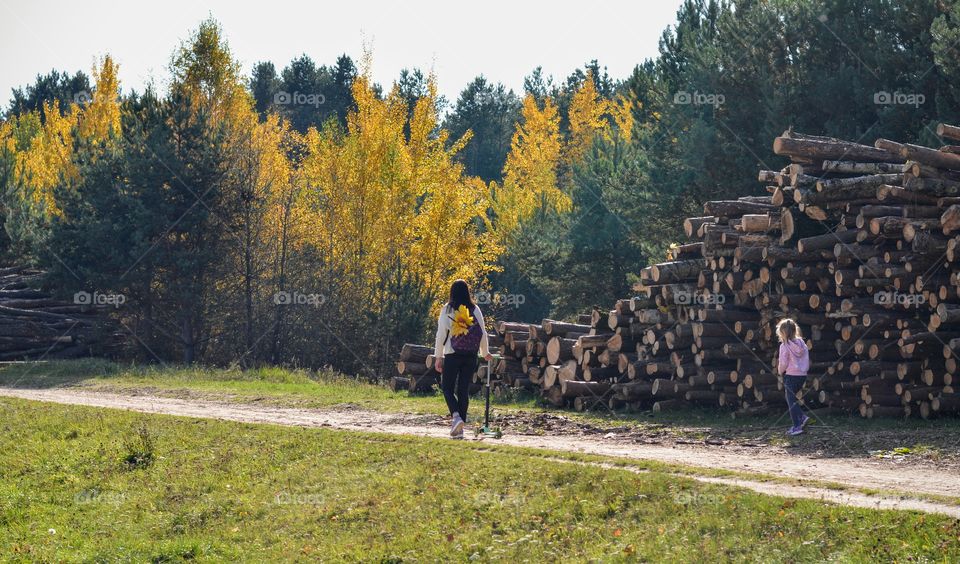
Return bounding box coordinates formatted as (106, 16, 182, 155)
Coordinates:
(1, 398, 959, 562)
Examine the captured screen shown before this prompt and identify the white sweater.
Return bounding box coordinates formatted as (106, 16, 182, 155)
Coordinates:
(434, 304, 490, 358)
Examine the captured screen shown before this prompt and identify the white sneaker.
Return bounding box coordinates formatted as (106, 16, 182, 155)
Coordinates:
(450, 414, 464, 438)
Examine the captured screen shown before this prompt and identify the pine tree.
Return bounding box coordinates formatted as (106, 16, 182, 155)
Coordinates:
(250, 61, 281, 119)
(6, 69, 90, 119)
(444, 76, 521, 182)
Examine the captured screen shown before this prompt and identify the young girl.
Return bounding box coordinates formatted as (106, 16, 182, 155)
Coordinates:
(777, 318, 811, 436)
(434, 280, 491, 439)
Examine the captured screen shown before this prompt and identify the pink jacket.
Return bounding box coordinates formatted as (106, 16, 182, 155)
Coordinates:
(778, 338, 809, 376)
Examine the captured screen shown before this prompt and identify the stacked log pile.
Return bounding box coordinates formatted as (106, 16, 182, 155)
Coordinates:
(394, 124, 960, 419)
(392, 343, 439, 392)
(0, 266, 123, 361)
(496, 320, 545, 390)
(757, 125, 960, 418)
(393, 333, 510, 394)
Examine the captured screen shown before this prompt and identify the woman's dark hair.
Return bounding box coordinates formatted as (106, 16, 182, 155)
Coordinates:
(447, 279, 475, 312)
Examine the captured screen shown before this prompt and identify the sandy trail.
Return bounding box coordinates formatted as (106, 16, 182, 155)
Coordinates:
(2, 386, 959, 517)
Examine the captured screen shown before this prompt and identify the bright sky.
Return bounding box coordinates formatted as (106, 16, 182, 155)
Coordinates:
(0, 0, 684, 108)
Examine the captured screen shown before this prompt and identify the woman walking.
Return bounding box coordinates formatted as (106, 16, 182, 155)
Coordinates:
(777, 318, 810, 436)
(434, 280, 491, 439)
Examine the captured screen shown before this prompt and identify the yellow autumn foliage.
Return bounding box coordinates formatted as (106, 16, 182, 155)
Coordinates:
(491, 94, 566, 241)
(77, 55, 122, 141)
(298, 71, 498, 309)
(610, 95, 635, 143)
(567, 71, 635, 155)
(488, 72, 636, 244)
(566, 73, 609, 162)
(170, 19, 250, 125)
(4, 101, 78, 218)
(0, 55, 124, 219)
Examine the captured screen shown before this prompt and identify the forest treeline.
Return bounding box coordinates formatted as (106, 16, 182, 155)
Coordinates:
(1, 0, 959, 375)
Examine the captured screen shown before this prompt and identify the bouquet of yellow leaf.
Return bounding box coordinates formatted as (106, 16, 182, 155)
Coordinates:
(450, 304, 475, 336)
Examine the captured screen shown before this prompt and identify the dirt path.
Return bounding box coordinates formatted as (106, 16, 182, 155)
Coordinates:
(3, 386, 960, 517)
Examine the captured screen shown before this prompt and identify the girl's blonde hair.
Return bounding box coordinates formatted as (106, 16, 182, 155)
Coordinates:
(776, 318, 802, 343)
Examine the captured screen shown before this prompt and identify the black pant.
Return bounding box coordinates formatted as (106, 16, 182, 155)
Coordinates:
(441, 353, 477, 420)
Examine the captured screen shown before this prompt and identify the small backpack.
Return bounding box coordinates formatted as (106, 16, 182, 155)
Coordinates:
(446, 304, 483, 354)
